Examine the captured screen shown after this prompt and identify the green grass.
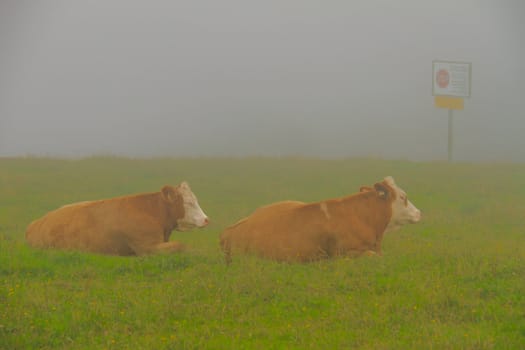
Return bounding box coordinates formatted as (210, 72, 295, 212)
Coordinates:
(1, 157, 524, 349)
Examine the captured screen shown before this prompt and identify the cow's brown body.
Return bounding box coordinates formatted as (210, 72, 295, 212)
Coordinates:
(26, 182, 209, 256)
(220, 177, 420, 262)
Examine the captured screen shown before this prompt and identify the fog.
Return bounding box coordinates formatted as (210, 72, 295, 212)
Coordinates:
(1, 0, 524, 162)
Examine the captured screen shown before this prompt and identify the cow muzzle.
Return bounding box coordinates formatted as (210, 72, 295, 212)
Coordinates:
(410, 209, 422, 223)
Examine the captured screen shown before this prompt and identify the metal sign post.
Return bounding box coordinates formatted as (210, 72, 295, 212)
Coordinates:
(432, 60, 471, 162)
(448, 109, 453, 162)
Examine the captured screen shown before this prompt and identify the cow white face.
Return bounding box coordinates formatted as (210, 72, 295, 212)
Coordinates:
(383, 176, 421, 232)
(175, 182, 209, 231)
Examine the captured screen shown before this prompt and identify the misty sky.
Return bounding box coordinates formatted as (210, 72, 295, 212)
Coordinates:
(1, 0, 524, 162)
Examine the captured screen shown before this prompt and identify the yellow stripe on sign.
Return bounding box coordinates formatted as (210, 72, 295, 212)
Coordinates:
(434, 96, 464, 110)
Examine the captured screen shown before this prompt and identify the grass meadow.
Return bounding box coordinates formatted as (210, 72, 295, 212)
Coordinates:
(1, 157, 524, 349)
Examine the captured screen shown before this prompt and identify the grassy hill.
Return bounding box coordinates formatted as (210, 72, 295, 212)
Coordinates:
(1, 157, 524, 349)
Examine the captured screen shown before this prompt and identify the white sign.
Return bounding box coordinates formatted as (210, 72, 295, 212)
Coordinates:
(432, 60, 471, 97)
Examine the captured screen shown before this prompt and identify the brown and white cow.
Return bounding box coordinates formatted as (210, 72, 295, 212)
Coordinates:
(220, 176, 420, 263)
(26, 182, 209, 256)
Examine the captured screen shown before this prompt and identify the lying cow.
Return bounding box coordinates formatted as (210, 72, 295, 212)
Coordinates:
(26, 182, 209, 256)
(220, 176, 420, 263)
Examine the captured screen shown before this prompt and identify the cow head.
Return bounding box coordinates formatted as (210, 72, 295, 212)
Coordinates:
(375, 176, 421, 232)
(161, 182, 209, 231)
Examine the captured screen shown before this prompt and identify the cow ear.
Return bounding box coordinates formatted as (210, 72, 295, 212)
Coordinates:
(161, 185, 176, 203)
(360, 186, 374, 192)
(374, 182, 389, 199)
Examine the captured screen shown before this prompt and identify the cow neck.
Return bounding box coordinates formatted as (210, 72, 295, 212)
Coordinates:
(338, 191, 392, 230)
(128, 192, 175, 230)
(154, 193, 179, 232)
